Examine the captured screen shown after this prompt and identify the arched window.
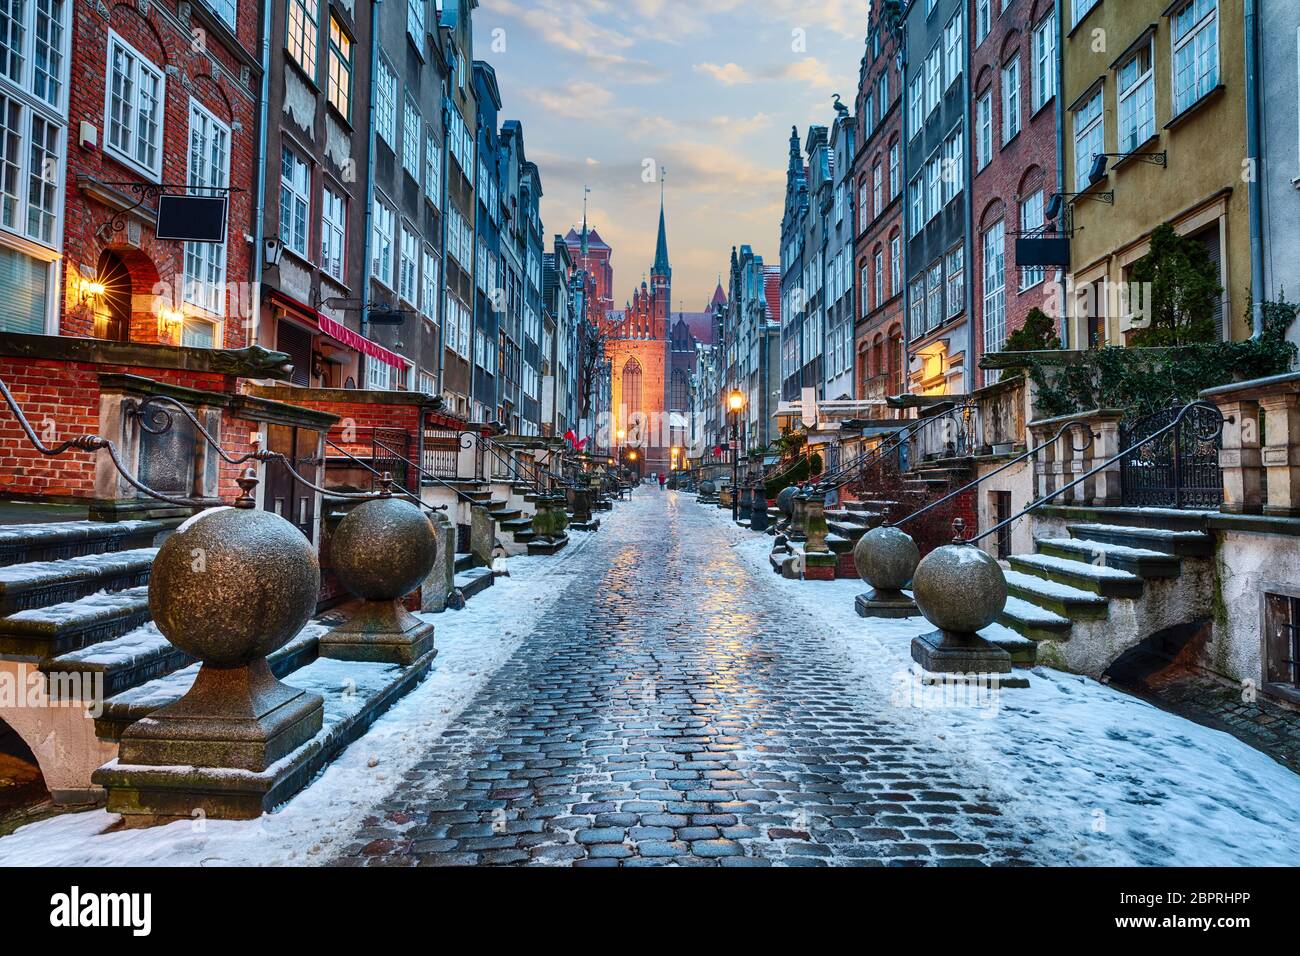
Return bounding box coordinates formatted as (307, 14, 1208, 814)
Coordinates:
(622, 357, 643, 414)
(670, 368, 688, 411)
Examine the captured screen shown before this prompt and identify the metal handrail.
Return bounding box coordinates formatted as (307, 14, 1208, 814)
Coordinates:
(964, 401, 1229, 548)
(817, 401, 973, 494)
(889, 418, 1097, 530)
(459, 432, 539, 492)
(322, 437, 449, 514)
(372, 437, 484, 505)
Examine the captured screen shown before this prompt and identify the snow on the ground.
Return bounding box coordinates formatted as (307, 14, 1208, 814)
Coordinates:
(716, 508, 1300, 867)
(0, 537, 590, 866)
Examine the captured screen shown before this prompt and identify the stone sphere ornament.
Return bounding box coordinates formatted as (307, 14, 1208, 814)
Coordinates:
(852, 525, 921, 618)
(321, 494, 437, 666)
(149, 505, 320, 665)
(331, 496, 438, 601)
(908, 541, 1018, 680)
(911, 543, 1007, 635)
(776, 485, 796, 517)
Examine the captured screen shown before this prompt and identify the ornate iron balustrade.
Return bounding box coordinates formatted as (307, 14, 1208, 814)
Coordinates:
(1119, 401, 1224, 510)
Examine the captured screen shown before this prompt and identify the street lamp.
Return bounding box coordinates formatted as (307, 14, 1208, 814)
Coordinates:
(728, 390, 748, 522)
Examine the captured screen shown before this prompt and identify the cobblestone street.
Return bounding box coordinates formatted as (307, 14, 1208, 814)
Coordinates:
(337, 491, 1036, 866)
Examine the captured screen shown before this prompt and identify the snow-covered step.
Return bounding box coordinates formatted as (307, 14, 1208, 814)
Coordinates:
(998, 594, 1073, 643)
(1035, 537, 1180, 579)
(980, 622, 1038, 665)
(0, 586, 152, 658)
(41, 621, 192, 701)
(1009, 553, 1145, 599)
(453, 552, 476, 574)
(455, 566, 494, 601)
(1003, 569, 1109, 620)
(0, 518, 177, 567)
(94, 622, 325, 741)
(0, 547, 157, 615)
(1066, 523, 1215, 559)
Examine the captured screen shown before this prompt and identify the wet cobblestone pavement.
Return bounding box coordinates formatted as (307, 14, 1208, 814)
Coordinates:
(335, 492, 1037, 866)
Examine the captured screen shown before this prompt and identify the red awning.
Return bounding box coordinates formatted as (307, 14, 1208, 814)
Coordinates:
(318, 314, 407, 369)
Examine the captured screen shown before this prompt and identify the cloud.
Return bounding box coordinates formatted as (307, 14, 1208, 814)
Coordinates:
(779, 56, 837, 90)
(520, 81, 615, 119)
(709, 112, 774, 139)
(692, 61, 754, 86)
(486, 0, 669, 82)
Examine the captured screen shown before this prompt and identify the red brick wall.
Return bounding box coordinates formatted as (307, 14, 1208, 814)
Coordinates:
(63, 2, 259, 347)
(970, 0, 1060, 386)
(0, 356, 234, 498)
(853, 13, 906, 404)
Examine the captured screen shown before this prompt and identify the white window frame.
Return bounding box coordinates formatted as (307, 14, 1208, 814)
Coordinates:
(946, 247, 964, 318)
(1032, 12, 1057, 112)
(1002, 54, 1021, 144)
(104, 30, 164, 179)
(402, 94, 421, 180)
(1073, 89, 1105, 192)
(279, 145, 310, 257)
(407, 0, 425, 47)
(375, 56, 397, 149)
(286, 0, 320, 78)
(372, 199, 396, 289)
(944, 12, 962, 90)
(183, 99, 230, 319)
(1172, 0, 1219, 117)
(1118, 39, 1155, 153)
(976, 90, 993, 170)
(424, 124, 440, 207)
(975, 0, 991, 46)
(982, 220, 1007, 364)
(1019, 190, 1046, 291)
(942, 128, 963, 204)
(320, 182, 346, 282)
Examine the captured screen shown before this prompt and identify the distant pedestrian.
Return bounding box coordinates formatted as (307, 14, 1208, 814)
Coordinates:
(658, 473, 666, 490)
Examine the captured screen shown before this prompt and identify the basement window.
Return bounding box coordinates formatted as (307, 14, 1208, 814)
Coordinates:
(1264, 592, 1300, 694)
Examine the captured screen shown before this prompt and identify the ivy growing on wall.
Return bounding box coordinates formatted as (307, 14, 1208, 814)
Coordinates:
(1018, 297, 1298, 420)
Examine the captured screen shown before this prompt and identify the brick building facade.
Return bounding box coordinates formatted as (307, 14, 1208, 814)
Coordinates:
(62, 0, 260, 351)
(969, 0, 1060, 386)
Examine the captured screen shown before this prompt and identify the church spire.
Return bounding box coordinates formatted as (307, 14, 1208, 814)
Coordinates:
(580, 186, 590, 256)
(653, 170, 670, 279)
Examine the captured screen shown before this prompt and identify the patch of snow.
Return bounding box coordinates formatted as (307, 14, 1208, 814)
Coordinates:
(0, 549, 157, 588)
(1011, 553, 1140, 580)
(1003, 570, 1106, 603)
(176, 507, 231, 535)
(2, 587, 149, 627)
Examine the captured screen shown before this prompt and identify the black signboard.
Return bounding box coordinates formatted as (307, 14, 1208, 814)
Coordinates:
(155, 194, 228, 243)
(1015, 236, 1070, 268)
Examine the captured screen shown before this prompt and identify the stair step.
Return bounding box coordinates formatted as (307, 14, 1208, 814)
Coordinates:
(94, 622, 325, 742)
(1035, 537, 1181, 579)
(455, 566, 494, 600)
(0, 547, 157, 615)
(0, 586, 152, 658)
(454, 552, 475, 573)
(489, 508, 523, 522)
(41, 622, 193, 701)
(827, 521, 869, 542)
(1003, 570, 1109, 620)
(0, 518, 178, 568)
(1066, 523, 1215, 558)
(528, 534, 570, 556)
(998, 594, 1073, 642)
(980, 623, 1038, 665)
(1008, 553, 1145, 598)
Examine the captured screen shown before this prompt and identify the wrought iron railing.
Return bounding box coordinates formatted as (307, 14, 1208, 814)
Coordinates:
(1119, 400, 1224, 510)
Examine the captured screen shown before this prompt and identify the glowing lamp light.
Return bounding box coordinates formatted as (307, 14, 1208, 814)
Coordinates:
(627, 451, 638, 461)
(82, 280, 107, 297)
(727, 390, 744, 413)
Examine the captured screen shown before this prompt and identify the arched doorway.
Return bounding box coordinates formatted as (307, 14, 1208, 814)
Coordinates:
(0, 718, 47, 824)
(92, 250, 131, 342)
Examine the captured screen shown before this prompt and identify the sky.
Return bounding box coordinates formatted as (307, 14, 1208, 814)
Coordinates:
(478, 0, 869, 310)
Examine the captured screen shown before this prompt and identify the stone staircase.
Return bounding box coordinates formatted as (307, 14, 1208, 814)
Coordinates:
(995, 519, 1215, 675)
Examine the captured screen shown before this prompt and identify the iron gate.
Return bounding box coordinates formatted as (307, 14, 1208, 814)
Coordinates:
(1119, 402, 1223, 509)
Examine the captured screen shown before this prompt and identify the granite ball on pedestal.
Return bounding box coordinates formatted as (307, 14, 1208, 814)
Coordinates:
(322, 496, 438, 666)
(852, 526, 920, 618)
(909, 543, 1015, 677)
(699, 479, 716, 497)
(776, 485, 797, 517)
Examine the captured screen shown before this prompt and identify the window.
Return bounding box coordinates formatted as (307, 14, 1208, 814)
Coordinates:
(407, 0, 424, 44)
(858, 179, 869, 231)
(910, 176, 924, 236)
(279, 146, 310, 256)
(424, 125, 440, 206)
(1073, 0, 1100, 28)
(909, 277, 926, 338)
(925, 48, 941, 115)
(204, 0, 237, 29)
(908, 76, 923, 139)
(398, 225, 418, 304)
(874, 249, 884, 307)
(375, 57, 397, 148)
(982, 220, 1007, 362)
(105, 32, 163, 177)
(927, 263, 942, 330)
(944, 13, 962, 89)
(402, 95, 421, 180)
(1264, 592, 1300, 689)
(1019, 191, 1045, 290)
(1173, 0, 1218, 116)
(860, 263, 870, 316)
(891, 235, 901, 294)
(942, 129, 963, 204)
(421, 248, 438, 319)
(13, 0, 67, 109)
(1032, 13, 1057, 111)
(286, 0, 319, 77)
(889, 141, 900, 198)
(1118, 41, 1155, 153)
(975, 0, 991, 45)
(975, 91, 993, 170)
(872, 163, 882, 214)
(372, 200, 395, 288)
(926, 154, 941, 220)
(183, 102, 230, 316)
(366, 358, 392, 391)
(946, 247, 964, 317)
(1073, 89, 1104, 191)
(320, 184, 345, 281)
(327, 16, 351, 119)
(1002, 55, 1021, 144)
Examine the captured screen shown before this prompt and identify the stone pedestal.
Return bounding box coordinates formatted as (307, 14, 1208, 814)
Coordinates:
(789, 487, 808, 541)
(855, 589, 919, 618)
(908, 542, 1017, 681)
(910, 629, 1013, 675)
(749, 493, 769, 532)
(1216, 398, 1263, 514)
(1261, 394, 1300, 517)
(421, 510, 456, 612)
(737, 485, 753, 523)
(853, 526, 920, 618)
